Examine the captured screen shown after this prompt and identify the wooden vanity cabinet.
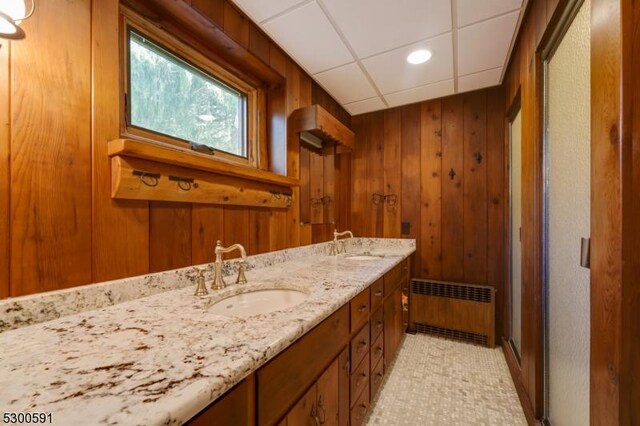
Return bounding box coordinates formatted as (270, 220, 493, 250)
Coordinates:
(187, 374, 255, 426)
(257, 305, 349, 425)
(194, 258, 409, 426)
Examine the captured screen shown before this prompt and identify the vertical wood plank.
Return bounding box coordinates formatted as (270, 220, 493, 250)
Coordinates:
(269, 46, 287, 77)
(368, 111, 385, 237)
(323, 155, 336, 225)
(10, 0, 93, 295)
(309, 151, 325, 224)
(383, 109, 402, 238)
(248, 26, 270, 65)
(149, 202, 192, 272)
(249, 208, 272, 254)
(299, 147, 311, 223)
(191, 205, 224, 264)
(0, 40, 9, 298)
(441, 96, 465, 282)
(222, 206, 251, 258)
(463, 91, 488, 285)
(487, 87, 506, 341)
(336, 152, 352, 232)
(351, 115, 370, 238)
(223, 1, 249, 48)
(191, 0, 224, 27)
(420, 100, 443, 279)
(401, 104, 421, 273)
(92, 0, 149, 283)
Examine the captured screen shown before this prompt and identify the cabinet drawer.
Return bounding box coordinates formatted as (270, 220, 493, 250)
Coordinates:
(370, 332, 384, 370)
(350, 322, 370, 373)
(350, 352, 370, 408)
(350, 378, 370, 426)
(370, 357, 384, 400)
(350, 288, 370, 332)
(257, 305, 349, 426)
(370, 278, 384, 311)
(383, 261, 407, 295)
(370, 306, 384, 342)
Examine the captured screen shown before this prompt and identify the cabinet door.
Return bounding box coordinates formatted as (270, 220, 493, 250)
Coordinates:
(393, 287, 403, 353)
(338, 348, 350, 426)
(383, 293, 396, 369)
(316, 357, 340, 426)
(286, 384, 318, 426)
(188, 375, 255, 426)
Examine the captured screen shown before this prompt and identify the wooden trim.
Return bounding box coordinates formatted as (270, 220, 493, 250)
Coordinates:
(290, 105, 355, 152)
(0, 41, 10, 298)
(119, 7, 260, 168)
(502, 339, 537, 425)
(120, 0, 283, 85)
(108, 139, 299, 187)
(111, 156, 293, 208)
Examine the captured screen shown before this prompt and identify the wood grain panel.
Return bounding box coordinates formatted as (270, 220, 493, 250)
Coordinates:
(401, 104, 421, 274)
(248, 26, 270, 65)
(249, 208, 272, 254)
(191, 0, 224, 27)
(420, 100, 442, 279)
(351, 115, 370, 238)
(222, 206, 250, 258)
(368, 112, 385, 238)
(590, 0, 623, 422)
(189, 374, 255, 426)
(223, 1, 249, 48)
(441, 96, 465, 282)
(191, 205, 223, 264)
(486, 87, 506, 341)
(336, 152, 352, 232)
(92, 0, 149, 283)
(299, 147, 311, 223)
(462, 91, 488, 285)
(10, 0, 93, 295)
(0, 41, 9, 298)
(309, 151, 325, 224)
(383, 109, 402, 238)
(323, 155, 336, 224)
(149, 202, 192, 272)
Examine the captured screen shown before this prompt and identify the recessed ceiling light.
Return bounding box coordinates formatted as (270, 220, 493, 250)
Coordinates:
(407, 49, 432, 65)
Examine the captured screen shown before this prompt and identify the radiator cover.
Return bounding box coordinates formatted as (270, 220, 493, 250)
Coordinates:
(410, 279, 495, 347)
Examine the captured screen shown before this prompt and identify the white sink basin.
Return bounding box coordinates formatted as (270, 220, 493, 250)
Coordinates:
(208, 289, 308, 317)
(344, 255, 384, 260)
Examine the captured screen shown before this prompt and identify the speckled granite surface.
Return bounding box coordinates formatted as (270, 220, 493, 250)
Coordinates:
(0, 238, 414, 425)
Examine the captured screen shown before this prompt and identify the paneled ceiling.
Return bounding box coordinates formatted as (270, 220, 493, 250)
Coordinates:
(232, 0, 527, 115)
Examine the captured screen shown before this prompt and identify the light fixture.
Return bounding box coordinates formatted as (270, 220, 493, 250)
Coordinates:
(407, 49, 432, 65)
(0, 0, 36, 40)
(300, 131, 323, 149)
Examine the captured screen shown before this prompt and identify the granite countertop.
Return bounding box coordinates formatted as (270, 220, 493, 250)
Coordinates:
(0, 239, 415, 425)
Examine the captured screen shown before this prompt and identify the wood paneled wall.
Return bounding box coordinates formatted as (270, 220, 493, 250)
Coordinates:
(0, 0, 350, 298)
(501, 0, 559, 421)
(350, 88, 506, 339)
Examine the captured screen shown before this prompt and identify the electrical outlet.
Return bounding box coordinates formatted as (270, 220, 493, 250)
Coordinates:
(401, 222, 411, 235)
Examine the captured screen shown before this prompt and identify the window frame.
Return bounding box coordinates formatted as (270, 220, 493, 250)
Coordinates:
(119, 9, 259, 168)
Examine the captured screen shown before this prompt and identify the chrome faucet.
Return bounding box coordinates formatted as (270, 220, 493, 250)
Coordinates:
(330, 230, 354, 255)
(212, 240, 248, 290)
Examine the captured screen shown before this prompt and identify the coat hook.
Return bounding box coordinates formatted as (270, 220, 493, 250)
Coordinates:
(474, 152, 483, 164)
(449, 168, 456, 180)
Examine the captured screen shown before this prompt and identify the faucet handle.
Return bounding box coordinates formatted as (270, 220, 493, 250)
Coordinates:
(193, 268, 209, 297)
(236, 261, 248, 284)
(338, 240, 346, 254)
(328, 242, 337, 256)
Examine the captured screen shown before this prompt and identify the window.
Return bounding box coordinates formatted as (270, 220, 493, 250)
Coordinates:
(125, 29, 252, 160)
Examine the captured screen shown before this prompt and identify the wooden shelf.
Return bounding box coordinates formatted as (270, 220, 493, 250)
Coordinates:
(108, 139, 297, 208)
(108, 139, 299, 187)
(290, 105, 355, 153)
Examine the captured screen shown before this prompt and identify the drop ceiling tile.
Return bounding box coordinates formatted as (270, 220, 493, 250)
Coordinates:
(456, 0, 522, 28)
(232, 0, 308, 24)
(343, 97, 387, 115)
(457, 11, 519, 75)
(384, 80, 454, 108)
(263, 2, 354, 74)
(458, 68, 502, 93)
(321, 0, 451, 58)
(314, 63, 377, 104)
(361, 33, 453, 94)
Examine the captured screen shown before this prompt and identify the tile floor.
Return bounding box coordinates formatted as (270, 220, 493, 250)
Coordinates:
(366, 334, 527, 426)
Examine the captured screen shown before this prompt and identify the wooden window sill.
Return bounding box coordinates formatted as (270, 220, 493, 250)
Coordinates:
(108, 139, 298, 208)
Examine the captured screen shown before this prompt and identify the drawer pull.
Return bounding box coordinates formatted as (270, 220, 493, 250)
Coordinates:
(358, 304, 368, 313)
(375, 290, 383, 297)
(359, 403, 368, 415)
(358, 341, 368, 351)
(376, 321, 383, 329)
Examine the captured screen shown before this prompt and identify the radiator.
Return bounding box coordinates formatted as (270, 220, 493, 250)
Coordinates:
(409, 279, 496, 347)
